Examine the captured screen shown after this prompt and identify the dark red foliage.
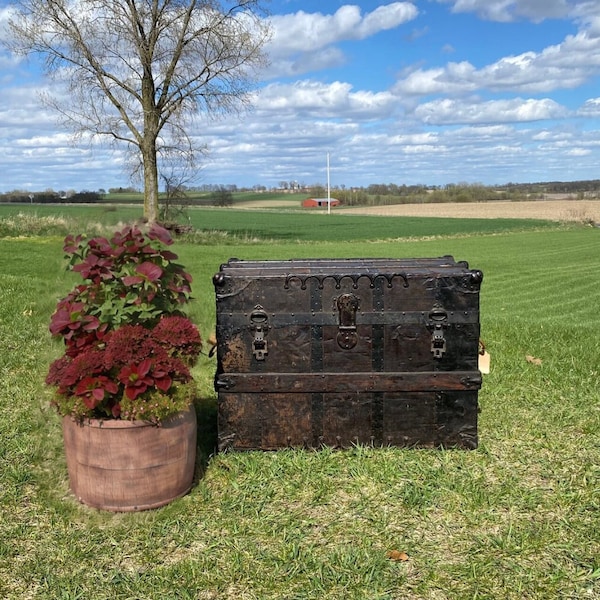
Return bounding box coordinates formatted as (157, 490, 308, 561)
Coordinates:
(121, 261, 164, 286)
(103, 325, 160, 366)
(48, 315, 200, 419)
(46, 355, 73, 388)
(153, 316, 202, 358)
(49, 224, 195, 349)
(74, 376, 119, 409)
(63, 234, 85, 254)
(72, 253, 115, 283)
(147, 224, 173, 246)
(118, 359, 156, 400)
(47, 224, 202, 420)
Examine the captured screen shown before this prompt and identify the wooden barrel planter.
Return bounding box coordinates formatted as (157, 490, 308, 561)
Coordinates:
(62, 405, 197, 512)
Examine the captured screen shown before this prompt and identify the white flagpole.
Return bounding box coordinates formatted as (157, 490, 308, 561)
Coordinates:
(327, 152, 331, 215)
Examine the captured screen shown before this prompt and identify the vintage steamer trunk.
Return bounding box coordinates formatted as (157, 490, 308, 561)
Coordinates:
(213, 257, 483, 450)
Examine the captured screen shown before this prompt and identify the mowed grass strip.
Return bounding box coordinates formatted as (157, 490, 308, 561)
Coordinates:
(0, 217, 598, 599)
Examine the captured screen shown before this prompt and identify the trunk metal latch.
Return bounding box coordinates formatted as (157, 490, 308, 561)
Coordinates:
(336, 293, 360, 350)
(429, 306, 448, 359)
(250, 305, 269, 360)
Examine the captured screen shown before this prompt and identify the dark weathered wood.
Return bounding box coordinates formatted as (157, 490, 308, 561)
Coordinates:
(216, 371, 482, 393)
(213, 257, 483, 450)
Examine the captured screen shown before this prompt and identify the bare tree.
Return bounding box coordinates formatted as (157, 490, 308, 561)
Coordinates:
(159, 151, 196, 225)
(7, 0, 270, 222)
(211, 185, 233, 206)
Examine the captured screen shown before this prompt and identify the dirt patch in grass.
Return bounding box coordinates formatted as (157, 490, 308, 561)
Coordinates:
(341, 200, 600, 222)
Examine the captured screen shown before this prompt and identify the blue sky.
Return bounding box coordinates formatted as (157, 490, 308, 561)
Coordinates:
(2, 0, 600, 192)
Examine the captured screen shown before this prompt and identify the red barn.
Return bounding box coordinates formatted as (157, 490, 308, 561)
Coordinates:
(302, 197, 340, 209)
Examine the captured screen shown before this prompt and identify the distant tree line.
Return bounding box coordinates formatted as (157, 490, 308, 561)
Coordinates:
(500, 180, 600, 196)
(108, 187, 139, 194)
(325, 180, 600, 207)
(2, 179, 599, 208)
(306, 182, 508, 206)
(0, 190, 103, 203)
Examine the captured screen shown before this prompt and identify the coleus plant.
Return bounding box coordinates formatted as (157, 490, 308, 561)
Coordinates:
(46, 224, 202, 422)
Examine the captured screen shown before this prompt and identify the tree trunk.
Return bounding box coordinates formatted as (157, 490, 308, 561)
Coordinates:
(142, 140, 159, 223)
(141, 65, 160, 223)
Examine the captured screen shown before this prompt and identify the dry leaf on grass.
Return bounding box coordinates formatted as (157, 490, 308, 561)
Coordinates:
(386, 550, 409, 562)
(526, 355, 543, 366)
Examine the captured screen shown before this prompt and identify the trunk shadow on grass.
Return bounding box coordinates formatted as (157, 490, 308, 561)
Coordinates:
(193, 396, 218, 484)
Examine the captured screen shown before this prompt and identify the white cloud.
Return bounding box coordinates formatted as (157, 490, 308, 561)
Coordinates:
(0, 86, 58, 133)
(435, 0, 572, 23)
(267, 46, 347, 78)
(414, 97, 567, 125)
(267, 3, 418, 77)
(13, 133, 74, 148)
(0, 5, 22, 73)
(394, 63, 478, 96)
(0, 6, 16, 39)
(578, 97, 600, 116)
(394, 29, 600, 97)
(355, 3, 418, 37)
(0, 52, 20, 73)
(257, 80, 397, 119)
(270, 3, 417, 51)
(565, 147, 592, 156)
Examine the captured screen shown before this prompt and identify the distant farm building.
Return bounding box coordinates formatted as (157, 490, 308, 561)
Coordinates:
(302, 197, 340, 209)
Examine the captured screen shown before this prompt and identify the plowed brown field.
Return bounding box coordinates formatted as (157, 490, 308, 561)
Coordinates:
(341, 199, 600, 222)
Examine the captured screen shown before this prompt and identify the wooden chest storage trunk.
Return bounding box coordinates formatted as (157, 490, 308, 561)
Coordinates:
(213, 257, 483, 451)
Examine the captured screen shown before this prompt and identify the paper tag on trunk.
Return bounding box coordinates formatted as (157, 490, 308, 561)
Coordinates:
(479, 351, 490, 374)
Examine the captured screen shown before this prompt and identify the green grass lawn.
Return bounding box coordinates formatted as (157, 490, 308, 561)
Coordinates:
(0, 213, 599, 599)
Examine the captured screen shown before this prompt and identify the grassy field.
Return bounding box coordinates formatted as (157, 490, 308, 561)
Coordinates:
(100, 190, 300, 206)
(0, 204, 556, 243)
(184, 209, 556, 242)
(0, 211, 599, 599)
